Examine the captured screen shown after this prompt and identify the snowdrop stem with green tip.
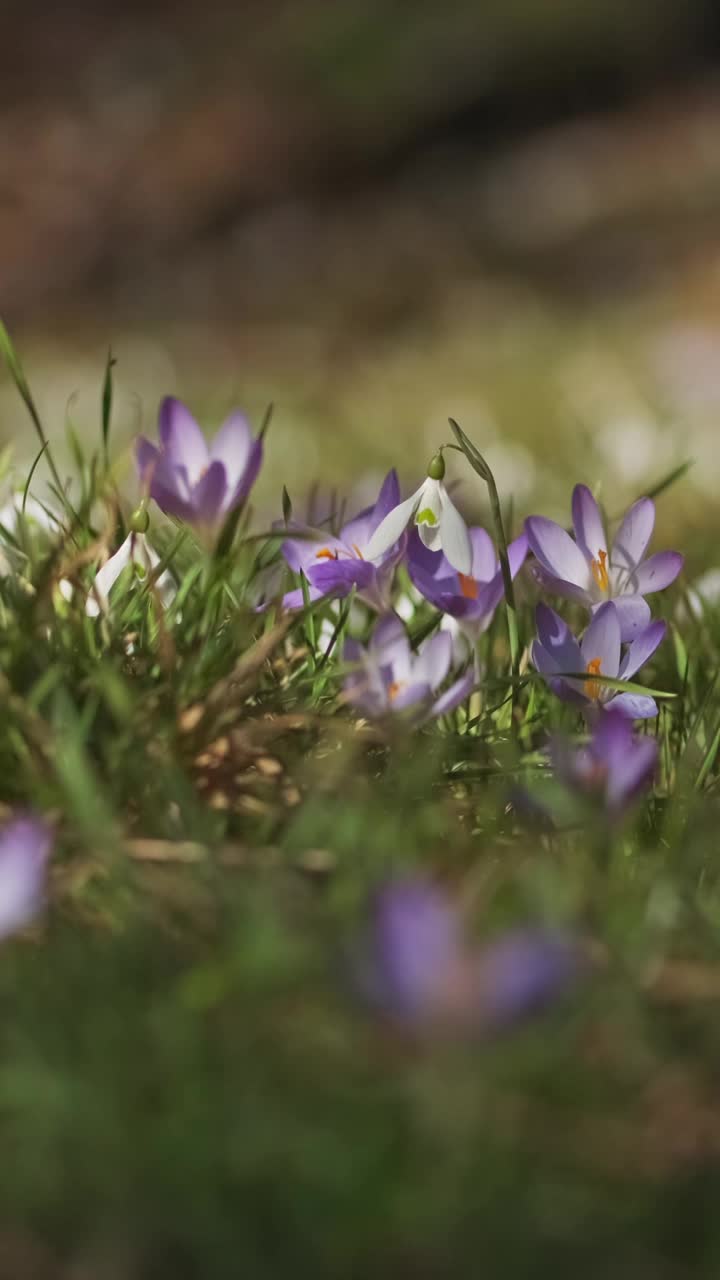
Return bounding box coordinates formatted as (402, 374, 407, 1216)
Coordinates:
(448, 419, 520, 684)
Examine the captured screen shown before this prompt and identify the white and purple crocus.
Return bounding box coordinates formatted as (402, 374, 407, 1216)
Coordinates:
(280, 471, 405, 611)
(525, 485, 683, 641)
(343, 614, 474, 721)
(358, 878, 579, 1034)
(532, 599, 666, 719)
(136, 397, 263, 532)
(0, 816, 52, 940)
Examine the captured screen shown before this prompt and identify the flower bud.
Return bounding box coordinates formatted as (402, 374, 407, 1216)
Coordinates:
(129, 504, 150, 534)
(426, 452, 446, 481)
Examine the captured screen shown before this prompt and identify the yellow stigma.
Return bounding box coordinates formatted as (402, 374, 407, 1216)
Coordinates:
(585, 657, 603, 701)
(590, 548, 609, 593)
(352, 543, 364, 560)
(388, 680, 405, 702)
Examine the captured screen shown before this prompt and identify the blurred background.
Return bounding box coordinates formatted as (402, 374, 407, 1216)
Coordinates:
(3, 0, 720, 547)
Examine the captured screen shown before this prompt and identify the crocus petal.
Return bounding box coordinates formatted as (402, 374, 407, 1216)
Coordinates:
(437, 488, 472, 575)
(209, 411, 252, 487)
(370, 469, 402, 525)
(611, 498, 655, 573)
(469, 527, 497, 583)
(366, 880, 462, 1020)
(572, 484, 607, 561)
(606, 734, 658, 809)
(364, 488, 422, 563)
(630, 551, 684, 595)
(280, 584, 325, 610)
(599, 594, 651, 642)
(525, 516, 591, 590)
(158, 397, 209, 483)
(414, 631, 452, 690)
(87, 535, 135, 617)
(430, 669, 475, 719)
(136, 437, 159, 484)
(282, 529, 347, 575)
(226, 436, 263, 510)
(371, 613, 413, 678)
(0, 817, 52, 940)
(308, 558, 375, 597)
(389, 681, 433, 712)
(476, 931, 579, 1028)
(580, 601, 621, 679)
(193, 460, 228, 525)
(534, 604, 584, 675)
(619, 619, 667, 680)
(531, 565, 594, 605)
(608, 693, 658, 719)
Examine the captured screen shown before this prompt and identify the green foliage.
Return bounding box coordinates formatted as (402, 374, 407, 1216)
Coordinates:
(0, 332, 718, 1277)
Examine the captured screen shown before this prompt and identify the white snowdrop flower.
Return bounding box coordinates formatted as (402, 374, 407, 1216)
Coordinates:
(86, 533, 176, 618)
(364, 453, 472, 575)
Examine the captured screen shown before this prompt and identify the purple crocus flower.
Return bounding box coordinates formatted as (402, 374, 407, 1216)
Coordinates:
(343, 614, 474, 721)
(359, 878, 579, 1034)
(525, 485, 683, 641)
(551, 710, 658, 816)
(280, 471, 405, 611)
(531, 600, 666, 719)
(408, 526, 528, 635)
(136, 397, 263, 531)
(0, 816, 52, 940)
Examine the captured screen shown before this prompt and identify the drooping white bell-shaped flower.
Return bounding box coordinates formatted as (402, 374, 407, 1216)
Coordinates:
(364, 453, 472, 575)
(86, 531, 176, 617)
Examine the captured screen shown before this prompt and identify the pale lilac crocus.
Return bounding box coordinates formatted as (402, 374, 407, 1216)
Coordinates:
(525, 484, 683, 641)
(364, 453, 473, 575)
(359, 878, 579, 1033)
(532, 600, 666, 719)
(0, 816, 52, 940)
(408, 527, 527, 653)
(343, 614, 474, 721)
(280, 470, 405, 611)
(86, 533, 176, 617)
(551, 709, 659, 817)
(136, 397, 263, 531)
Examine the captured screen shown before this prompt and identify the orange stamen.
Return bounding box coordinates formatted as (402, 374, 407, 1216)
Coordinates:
(388, 680, 405, 702)
(585, 656, 603, 701)
(352, 543, 364, 560)
(590, 548, 609, 593)
(316, 547, 339, 561)
(458, 573, 479, 601)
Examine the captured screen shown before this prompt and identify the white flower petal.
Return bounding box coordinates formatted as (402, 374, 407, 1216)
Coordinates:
(437, 487, 472, 575)
(86, 535, 135, 616)
(364, 486, 422, 563)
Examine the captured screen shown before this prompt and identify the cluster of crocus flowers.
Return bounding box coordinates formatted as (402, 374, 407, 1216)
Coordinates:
(136, 396, 263, 534)
(343, 614, 475, 721)
(525, 485, 683, 642)
(357, 878, 580, 1035)
(279, 470, 405, 611)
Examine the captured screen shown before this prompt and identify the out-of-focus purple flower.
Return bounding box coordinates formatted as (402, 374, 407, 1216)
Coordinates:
(408, 526, 527, 649)
(136, 397, 263, 531)
(280, 470, 405, 611)
(0, 817, 52, 940)
(525, 485, 683, 641)
(343, 614, 474, 721)
(531, 600, 666, 719)
(551, 710, 658, 816)
(359, 878, 580, 1034)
